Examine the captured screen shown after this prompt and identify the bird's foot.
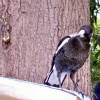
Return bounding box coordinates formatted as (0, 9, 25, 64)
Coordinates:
(78, 91, 85, 99)
(74, 81, 84, 98)
(74, 80, 81, 92)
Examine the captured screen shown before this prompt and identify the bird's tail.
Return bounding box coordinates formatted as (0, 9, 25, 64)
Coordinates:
(44, 65, 67, 87)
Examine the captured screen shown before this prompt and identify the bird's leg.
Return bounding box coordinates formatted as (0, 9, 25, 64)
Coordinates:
(70, 72, 80, 92)
(44, 70, 53, 83)
(57, 72, 62, 88)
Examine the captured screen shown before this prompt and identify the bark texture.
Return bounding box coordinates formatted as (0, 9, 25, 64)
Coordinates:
(0, 0, 92, 97)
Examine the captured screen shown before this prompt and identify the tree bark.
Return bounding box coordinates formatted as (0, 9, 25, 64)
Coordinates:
(0, 0, 92, 97)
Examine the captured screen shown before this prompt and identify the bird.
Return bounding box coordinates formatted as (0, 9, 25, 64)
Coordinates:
(94, 82, 100, 100)
(44, 25, 92, 90)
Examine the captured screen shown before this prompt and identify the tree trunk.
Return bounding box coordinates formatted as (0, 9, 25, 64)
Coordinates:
(0, 0, 92, 97)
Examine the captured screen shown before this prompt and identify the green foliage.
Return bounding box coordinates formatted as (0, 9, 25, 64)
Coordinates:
(91, 24, 100, 85)
(90, 0, 97, 26)
(90, 0, 100, 26)
(90, 0, 100, 86)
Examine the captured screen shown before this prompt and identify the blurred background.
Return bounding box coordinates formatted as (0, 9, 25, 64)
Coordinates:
(90, 0, 100, 88)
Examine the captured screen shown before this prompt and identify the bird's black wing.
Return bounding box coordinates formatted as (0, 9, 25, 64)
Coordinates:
(56, 36, 71, 49)
(51, 35, 71, 69)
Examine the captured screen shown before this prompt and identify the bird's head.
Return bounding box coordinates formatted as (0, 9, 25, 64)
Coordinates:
(71, 25, 93, 50)
(78, 25, 93, 41)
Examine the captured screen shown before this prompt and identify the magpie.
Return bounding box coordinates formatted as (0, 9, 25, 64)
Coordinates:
(44, 25, 92, 90)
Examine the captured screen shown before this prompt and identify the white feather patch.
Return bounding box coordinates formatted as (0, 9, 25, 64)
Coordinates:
(70, 30, 85, 38)
(78, 30, 85, 37)
(60, 72, 67, 83)
(56, 38, 70, 54)
(48, 65, 59, 85)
